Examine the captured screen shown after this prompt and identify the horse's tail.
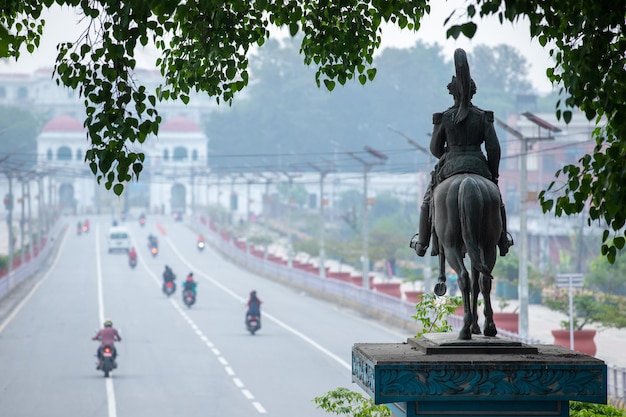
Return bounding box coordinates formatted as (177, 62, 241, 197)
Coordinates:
(458, 177, 491, 276)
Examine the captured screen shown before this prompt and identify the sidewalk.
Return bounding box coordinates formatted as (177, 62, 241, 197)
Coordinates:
(257, 235, 626, 369)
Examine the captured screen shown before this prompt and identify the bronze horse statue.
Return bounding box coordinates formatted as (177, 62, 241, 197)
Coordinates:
(432, 173, 502, 340)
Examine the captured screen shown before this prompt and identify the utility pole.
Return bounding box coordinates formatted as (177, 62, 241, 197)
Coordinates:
(26, 177, 34, 260)
(496, 113, 559, 338)
(387, 125, 434, 293)
(20, 176, 25, 265)
(308, 161, 337, 279)
(346, 147, 388, 290)
(5, 172, 14, 277)
(279, 169, 301, 269)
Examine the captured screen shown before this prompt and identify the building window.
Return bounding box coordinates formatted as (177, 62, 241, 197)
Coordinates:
(76, 149, 82, 161)
(47, 149, 53, 160)
(192, 149, 198, 161)
(17, 86, 28, 99)
(564, 147, 584, 166)
(57, 146, 72, 161)
(163, 149, 169, 161)
(542, 154, 556, 173)
(0, 87, 5, 99)
(173, 146, 188, 162)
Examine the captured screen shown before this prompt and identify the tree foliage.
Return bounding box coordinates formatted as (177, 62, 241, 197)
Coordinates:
(586, 249, 626, 296)
(0, 105, 41, 170)
(2, 1, 625, 261)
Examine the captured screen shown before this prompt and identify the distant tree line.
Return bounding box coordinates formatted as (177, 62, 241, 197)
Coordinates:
(204, 39, 540, 175)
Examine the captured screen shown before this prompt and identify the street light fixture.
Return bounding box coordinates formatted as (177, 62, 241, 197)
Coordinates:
(308, 160, 337, 279)
(495, 114, 558, 339)
(387, 125, 434, 293)
(278, 168, 302, 269)
(346, 147, 388, 290)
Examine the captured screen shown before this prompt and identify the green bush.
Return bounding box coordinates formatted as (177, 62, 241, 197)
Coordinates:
(570, 401, 626, 417)
(314, 387, 391, 417)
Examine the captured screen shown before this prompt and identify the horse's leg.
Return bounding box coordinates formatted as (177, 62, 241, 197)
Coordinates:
(445, 249, 472, 340)
(480, 246, 499, 337)
(470, 267, 482, 334)
(434, 249, 447, 296)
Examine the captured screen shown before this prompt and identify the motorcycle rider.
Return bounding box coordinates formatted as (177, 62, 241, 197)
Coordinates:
(128, 246, 137, 262)
(182, 272, 197, 295)
(163, 265, 175, 283)
(148, 233, 158, 248)
(92, 319, 122, 369)
(245, 290, 262, 325)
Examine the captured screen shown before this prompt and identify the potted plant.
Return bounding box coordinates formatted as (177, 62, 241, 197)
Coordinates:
(492, 297, 519, 333)
(543, 291, 622, 355)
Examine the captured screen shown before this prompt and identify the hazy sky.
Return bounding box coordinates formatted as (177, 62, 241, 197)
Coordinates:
(0, 2, 554, 93)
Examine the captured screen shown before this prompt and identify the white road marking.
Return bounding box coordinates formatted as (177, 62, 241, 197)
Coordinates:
(166, 236, 351, 370)
(252, 402, 267, 414)
(140, 247, 267, 414)
(95, 225, 118, 417)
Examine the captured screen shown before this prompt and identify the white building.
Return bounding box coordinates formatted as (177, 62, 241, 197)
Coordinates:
(35, 114, 209, 215)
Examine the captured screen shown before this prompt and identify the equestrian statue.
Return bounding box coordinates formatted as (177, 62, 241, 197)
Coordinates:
(410, 48, 514, 340)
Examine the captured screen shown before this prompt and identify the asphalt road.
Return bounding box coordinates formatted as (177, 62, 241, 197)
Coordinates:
(0, 216, 408, 417)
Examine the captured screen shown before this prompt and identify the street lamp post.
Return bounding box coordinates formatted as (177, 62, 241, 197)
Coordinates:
(346, 147, 388, 290)
(387, 125, 434, 293)
(496, 113, 559, 339)
(308, 161, 336, 279)
(279, 169, 301, 269)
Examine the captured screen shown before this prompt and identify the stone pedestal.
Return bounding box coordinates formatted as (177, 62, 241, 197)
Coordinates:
(352, 334, 606, 417)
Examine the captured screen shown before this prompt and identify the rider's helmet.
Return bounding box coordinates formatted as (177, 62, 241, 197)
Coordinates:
(250, 290, 256, 297)
(104, 319, 113, 327)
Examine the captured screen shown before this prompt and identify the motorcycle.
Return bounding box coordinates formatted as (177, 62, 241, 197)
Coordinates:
(77, 225, 82, 235)
(98, 344, 117, 378)
(150, 246, 158, 257)
(182, 290, 196, 308)
(82, 220, 90, 233)
(139, 216, 146, 227)
(129, 257, 137, 269)
(163, 280, 176, 296)
(197, 240, 205, 251)
(246, 314, 261, 335)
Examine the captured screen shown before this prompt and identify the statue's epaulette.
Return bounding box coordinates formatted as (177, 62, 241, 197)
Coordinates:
(433, 112, 443, 124)
(472, 106, 494, 122)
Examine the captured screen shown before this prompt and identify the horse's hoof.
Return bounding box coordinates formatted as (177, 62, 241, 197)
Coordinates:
(484, 324, 498, 337)
(434, 282, 447, 296)
(471, 324, 482, 335)
(458, 330, 472, 340)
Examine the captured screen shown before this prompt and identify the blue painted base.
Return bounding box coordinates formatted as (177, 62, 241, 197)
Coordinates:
(387, 400, 568, 417)
(352, 335, 607, 417)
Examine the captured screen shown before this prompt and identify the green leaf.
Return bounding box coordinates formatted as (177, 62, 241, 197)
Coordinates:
(460, 22, 477, 38)
(446, 25, 462, 40)
(113, 183, 124, 196)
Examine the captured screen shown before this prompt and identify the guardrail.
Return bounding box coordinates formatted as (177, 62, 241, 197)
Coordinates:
(194, 217, 626, 405)
(0, 221, 65, 301)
